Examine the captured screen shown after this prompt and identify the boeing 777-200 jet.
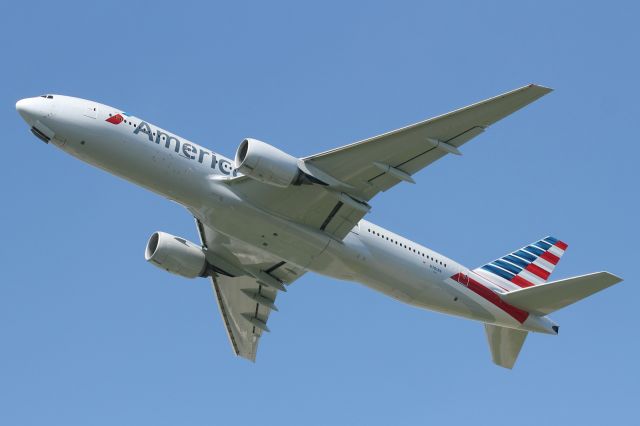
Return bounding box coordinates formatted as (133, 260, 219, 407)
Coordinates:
(16, 85, 622, 368)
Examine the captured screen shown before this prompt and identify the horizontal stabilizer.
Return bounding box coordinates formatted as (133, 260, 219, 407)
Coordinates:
(484, 324, 528, 369)
(500, 272, 622, 315)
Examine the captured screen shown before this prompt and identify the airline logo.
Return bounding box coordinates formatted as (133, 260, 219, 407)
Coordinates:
(106, 113, 124, 124)
(105, 113, 238, 176)
(478, 236, 568, 290)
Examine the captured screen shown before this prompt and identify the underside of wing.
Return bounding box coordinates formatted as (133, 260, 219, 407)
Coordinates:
(227, 84, 552, 240)
(209, 274, 277, 361)
(194, 219, 305, 361)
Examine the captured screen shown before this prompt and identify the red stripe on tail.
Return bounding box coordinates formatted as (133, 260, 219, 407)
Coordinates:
(540, 251, 560, 265)
(511, 275, 535, 288)
(526, 263, 551, 280)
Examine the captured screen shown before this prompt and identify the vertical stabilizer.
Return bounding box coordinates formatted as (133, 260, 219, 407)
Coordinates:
(484, 324, 528, 369)
(475, 236, 568, 291)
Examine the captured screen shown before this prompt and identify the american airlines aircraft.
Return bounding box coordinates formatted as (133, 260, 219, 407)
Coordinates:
(16, 85, 622, 368)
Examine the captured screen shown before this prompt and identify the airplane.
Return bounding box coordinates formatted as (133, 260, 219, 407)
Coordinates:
(16, 84, 622, 369)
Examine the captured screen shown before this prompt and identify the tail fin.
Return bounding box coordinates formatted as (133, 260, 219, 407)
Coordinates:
(500, 271, 622, 315)
(474, 236, 568, 291)
(484, 324, 528, 369)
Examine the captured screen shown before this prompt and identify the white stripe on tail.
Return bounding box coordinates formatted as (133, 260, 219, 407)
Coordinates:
(474, 236, 568, 291)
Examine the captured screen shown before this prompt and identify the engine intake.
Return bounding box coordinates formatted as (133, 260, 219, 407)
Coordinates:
(145, 231, 208, 279)
(235, 138, 301, 187)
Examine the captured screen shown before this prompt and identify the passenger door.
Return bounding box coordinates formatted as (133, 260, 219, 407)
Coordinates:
(458, 272, 470, 287)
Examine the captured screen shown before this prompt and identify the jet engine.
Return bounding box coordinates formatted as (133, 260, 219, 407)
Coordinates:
(234, 138, 301, 187)
(145, 231, 209, 278)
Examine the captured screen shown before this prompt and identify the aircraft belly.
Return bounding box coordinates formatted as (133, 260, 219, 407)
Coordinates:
(433, 284, 497, 322)
(197, 191, 332, 271)
(311, 231, 511, 324)
(197, 193, 535, 331)
(309, 232, 449, 307)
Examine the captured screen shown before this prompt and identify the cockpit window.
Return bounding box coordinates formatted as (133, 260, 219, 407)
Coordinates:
(39, 94, 54, 99)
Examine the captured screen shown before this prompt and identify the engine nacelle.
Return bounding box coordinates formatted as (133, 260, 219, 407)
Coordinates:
(234, 138, 300, 187)
(145, 231, 208, 279)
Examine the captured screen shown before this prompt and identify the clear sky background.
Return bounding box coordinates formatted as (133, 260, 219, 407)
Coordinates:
(1, 1, 638, 424)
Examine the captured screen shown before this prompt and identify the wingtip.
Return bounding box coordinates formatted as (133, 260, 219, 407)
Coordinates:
(493, 359, 516, 370)
(601, 271, 624, 284)
(528, 83, 554, 93)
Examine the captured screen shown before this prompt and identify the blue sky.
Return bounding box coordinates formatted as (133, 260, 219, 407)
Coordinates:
(1, 1, 638, 424)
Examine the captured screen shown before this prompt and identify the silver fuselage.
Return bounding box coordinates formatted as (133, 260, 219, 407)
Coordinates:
(16, 94, 557, 334)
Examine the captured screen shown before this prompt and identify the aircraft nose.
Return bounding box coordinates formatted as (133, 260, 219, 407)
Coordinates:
(15, 98, 31, 120)
(16, 97, 53, 125)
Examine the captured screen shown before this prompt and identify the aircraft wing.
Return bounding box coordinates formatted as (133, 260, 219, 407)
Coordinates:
(194, 219, 305, 361)
(228, 84, 552, 240)
(303, 84, 552, 199)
